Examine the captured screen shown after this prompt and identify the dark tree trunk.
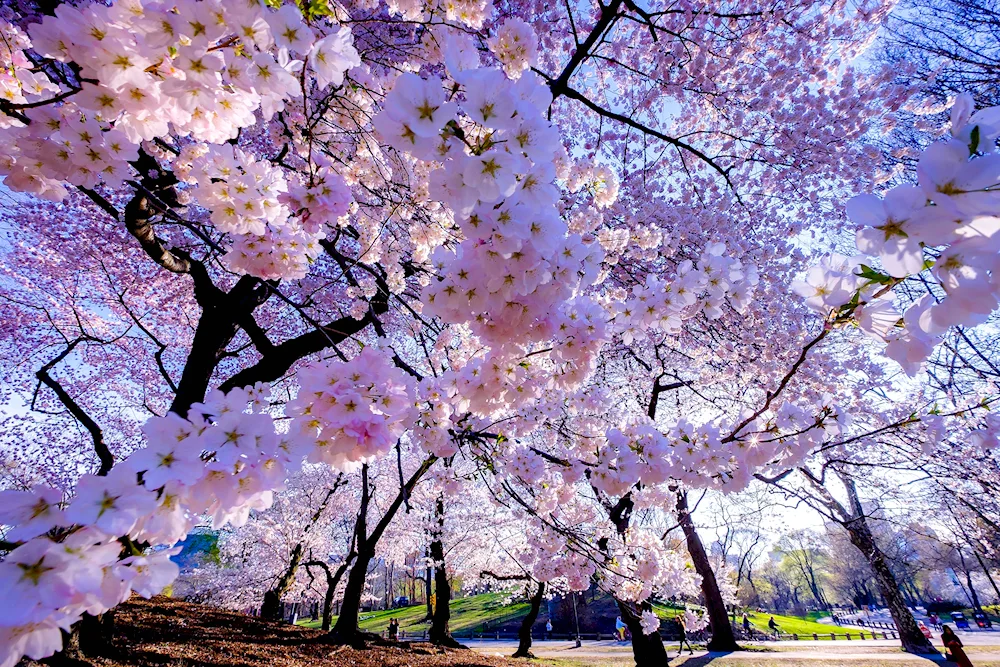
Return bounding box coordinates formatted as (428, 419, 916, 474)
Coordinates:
(618, 600, 670, 667)
(169, 275, 270, 417)
(261, 486, 340, 622)
(329, 457, 437, 645)
(330, 547, 374, 643)
(806, 571, 828, 609)
(513, 582, 546, 658)
(261, 543, 303, 621)
(331, 465, 373, 645)
(956, 551, 983, 612)
(428, 497, 461, 647)
(79, 611, 115, 657)
(843, 515, 934, 653)
(47, 612, 115, 665)
(963, 569, 982, 611)
(831, 475, 934, 654)
(594, 490, 671, 665)
(321, 584, 335, 632)
(677, 491, 739, 652)
(304, 554, 354, 632)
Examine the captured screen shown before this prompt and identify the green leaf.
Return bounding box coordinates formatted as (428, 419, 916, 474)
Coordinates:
(301, 0, 333, 20)
(856, 264, 892, 284)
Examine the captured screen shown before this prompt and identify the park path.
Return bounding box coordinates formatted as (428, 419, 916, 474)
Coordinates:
(466, 638, 1000, 664)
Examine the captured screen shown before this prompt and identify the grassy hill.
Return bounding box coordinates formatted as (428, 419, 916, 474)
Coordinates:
(743, 611, 836, 636)
(298, 592, 838, 639)
(297, 592, 530, 635)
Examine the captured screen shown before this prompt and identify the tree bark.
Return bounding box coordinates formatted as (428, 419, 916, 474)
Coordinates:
(617, 599, 670, 667)
(329, 456, 437, 645)
(261, 486, 339, 621)
(677, 491, 739, 652)
(169, 274, 270, 416)
(597, 492, 672, 665)
(261, 542, 303, 622)
(428, 496, 462, 647)
(305, 557, 354, 632)
(47, 611, 116, 665)
(843, 517, 933, 653)
(513, 582, 546, 658)
(330, 465, 372, 644)
(839, 484, 934, 654)
(79, 611, 116, 657)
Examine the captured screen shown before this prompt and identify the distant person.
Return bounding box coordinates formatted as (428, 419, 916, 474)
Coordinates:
(743, 614, 751, 633)
(388, 618, 398, 641)
(678, 617, 694, 655)
(615, 616, 627, 641)
(545, 619, 552, 639)
(942, 625, 973, 667)
(768, 616, 779, 635)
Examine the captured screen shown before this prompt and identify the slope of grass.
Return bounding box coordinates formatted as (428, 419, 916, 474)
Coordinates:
(804, 611, 831, 621)
(744, 612, 836, 636)
(297, 592, 840, 640)
(297, 592, 530, 634)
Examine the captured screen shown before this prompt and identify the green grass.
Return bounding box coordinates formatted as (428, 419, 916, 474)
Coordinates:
(804, 611, 831, 621)
(297, 591, 530, 634)
(296, 591, 841, 641)
(652, 600, 700, 620)
(743, 612, 836, 637)
(651, 605, 835, 637)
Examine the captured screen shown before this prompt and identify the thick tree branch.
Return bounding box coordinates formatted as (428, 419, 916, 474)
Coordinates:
(218, 311, 375, 393)
(170, 275, 270, 416)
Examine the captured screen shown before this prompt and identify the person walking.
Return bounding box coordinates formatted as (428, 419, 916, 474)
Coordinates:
(942, 625, 974, 667)
(387, 618, 398, 642)
(545, 619, 552, 640)
(742, 613, 752, 635)
(678, 617, 694, 655)
(615, 616, 627, 641)
(768, 616, 779, 636)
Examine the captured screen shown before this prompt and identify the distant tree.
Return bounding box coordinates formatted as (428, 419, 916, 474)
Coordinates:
(777, 530, 831, 611)
(826, 529, 879, 609)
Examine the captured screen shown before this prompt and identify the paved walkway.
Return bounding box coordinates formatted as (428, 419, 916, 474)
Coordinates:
(466, 637, 1000, 663)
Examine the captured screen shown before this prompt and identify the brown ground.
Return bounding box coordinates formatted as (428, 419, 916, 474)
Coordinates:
(44, 596, 520, 667)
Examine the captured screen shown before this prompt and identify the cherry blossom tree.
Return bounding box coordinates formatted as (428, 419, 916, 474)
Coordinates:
(0, 0, 999, 666)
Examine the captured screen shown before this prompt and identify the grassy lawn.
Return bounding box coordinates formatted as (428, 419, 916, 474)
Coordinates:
(298, 591, 843, 641)
(652, 600, 698, 620)
(297, 592, 530, 634)
(651, 603, 834, 638)
(804, 611, 831, 621)
(743, 612, 836, 636)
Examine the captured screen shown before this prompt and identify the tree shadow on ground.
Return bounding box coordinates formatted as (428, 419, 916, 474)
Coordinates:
(671, 651, 732, 666)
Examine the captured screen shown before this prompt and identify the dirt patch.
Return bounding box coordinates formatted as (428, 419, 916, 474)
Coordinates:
(36, 596, 520, 667)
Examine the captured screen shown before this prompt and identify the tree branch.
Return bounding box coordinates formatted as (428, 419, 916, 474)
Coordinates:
(34, 338, 113, 475)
